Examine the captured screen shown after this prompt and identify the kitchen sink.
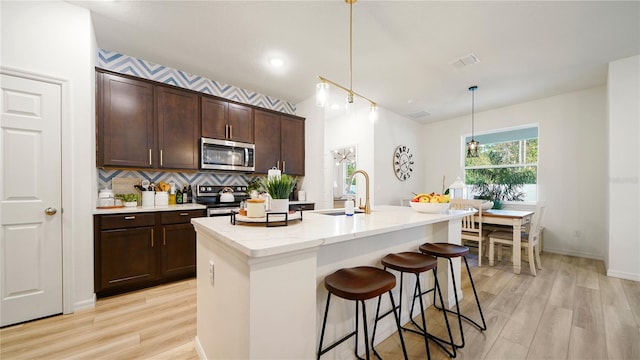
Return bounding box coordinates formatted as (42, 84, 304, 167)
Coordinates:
(315, 209, 365, 216)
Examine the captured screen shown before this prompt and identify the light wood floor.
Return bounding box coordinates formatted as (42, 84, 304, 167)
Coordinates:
(1, 252, 639, 360)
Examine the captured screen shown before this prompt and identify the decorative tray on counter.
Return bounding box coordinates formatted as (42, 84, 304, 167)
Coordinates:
(230, 209, 303, 227)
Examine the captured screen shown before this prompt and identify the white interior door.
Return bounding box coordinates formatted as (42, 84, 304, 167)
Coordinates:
(0, 73, 62, 327)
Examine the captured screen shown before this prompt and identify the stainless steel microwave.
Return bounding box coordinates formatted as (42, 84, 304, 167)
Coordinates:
(200, 138, 255, 172)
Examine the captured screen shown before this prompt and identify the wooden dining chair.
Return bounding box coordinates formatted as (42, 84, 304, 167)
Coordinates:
(488, 201, 546, 275)
(450, 199, 490, 266)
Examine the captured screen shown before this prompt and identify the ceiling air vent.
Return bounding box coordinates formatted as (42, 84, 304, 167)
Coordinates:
(407, 110, 431, 119)
(450, 52, 480, 69)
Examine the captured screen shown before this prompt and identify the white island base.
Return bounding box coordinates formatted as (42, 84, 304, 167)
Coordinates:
(192, 206, 472, 360)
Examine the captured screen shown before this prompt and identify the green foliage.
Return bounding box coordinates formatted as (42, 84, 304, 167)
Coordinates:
(115, 193, 139, 202)
(261, 174, 297, 199)
(246, 177, 262, 193)
(465, 138, 538, 202)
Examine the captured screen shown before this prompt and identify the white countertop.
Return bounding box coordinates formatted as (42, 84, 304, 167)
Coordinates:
(191, 205, 472, 258)
(94, 203, 206, 215)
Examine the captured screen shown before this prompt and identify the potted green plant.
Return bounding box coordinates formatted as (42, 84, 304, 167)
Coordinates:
(246, 177, 262, 199)
(261, 174, 296, 213)
(115, 193, 139, 207)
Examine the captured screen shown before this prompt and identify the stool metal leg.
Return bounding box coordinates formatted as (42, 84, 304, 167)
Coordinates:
(431, 256, 487, 350)
(318, 292, 362, 359)
(410, 268, 457, 358)
(370, 281, 409, 360)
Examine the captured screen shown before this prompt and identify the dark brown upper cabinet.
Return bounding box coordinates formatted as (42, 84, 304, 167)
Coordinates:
(97, 72, 155, 168)
(201, 96, 254, 144)
(156, 87, 199, 170)
(254, 109, 305, 176)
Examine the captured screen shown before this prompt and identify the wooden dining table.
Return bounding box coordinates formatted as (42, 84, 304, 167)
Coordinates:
(475, 209, 534, 274)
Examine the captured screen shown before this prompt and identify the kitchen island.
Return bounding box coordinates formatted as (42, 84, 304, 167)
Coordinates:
(192, 205, 473, 360)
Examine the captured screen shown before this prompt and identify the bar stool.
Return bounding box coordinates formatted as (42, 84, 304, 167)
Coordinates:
(371, 252, 456, 359)
(317, 266, 408, 360)
(419, 243, 487, 349)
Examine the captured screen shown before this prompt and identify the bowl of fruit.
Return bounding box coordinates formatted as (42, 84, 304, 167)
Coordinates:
(409, 193, 451, 213)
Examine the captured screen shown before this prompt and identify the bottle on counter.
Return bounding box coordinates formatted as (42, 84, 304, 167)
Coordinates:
(345, 197, 355, 216)
(187, 184, 193, 203)
(176, 187, 183, 204)
(182, 185, 189, 203)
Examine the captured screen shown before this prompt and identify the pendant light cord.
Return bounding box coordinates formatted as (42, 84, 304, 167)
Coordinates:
(349, 0, 353, 97)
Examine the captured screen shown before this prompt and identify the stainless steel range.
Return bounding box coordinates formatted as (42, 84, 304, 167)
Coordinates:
(196, 185, 249, 217)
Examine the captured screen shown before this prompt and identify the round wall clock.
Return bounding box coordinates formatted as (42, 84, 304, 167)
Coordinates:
(393, 145, 414, 181)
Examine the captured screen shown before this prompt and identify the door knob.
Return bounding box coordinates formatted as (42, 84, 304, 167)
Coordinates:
(45, 207, 57, 215)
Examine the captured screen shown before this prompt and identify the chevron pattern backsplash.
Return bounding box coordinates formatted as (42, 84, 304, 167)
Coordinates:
(98, 169, 257, 191)
(97, 49, 296, 114)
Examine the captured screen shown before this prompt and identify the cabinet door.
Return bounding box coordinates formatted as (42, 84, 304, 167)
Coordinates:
(161, 223, 196, 278)
(201, 96, 228, 140)
(97, 227, 156, 292)
(280, 116, 305, 176)
(254, 110, 281, 173)
(228, 103, 254, 143)
(98, 72, 154, 168)
(156, 87, 200, 170)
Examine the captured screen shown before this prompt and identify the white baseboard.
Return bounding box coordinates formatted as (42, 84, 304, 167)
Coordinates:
(542, 247, 604, 261)
(606, 269, 640, 282)
(194, 336, 207, 360)
(73, 294, 96, 312)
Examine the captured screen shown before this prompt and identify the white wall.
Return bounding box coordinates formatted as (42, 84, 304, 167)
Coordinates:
(422, 87, 608, 261)
(373, 107, 425, 206)
(607, 55, 640, 281)
(296, 96, 327, 208)
(1, 1, 97, 309)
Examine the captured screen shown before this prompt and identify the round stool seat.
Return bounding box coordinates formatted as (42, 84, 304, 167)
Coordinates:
(325, 266, 396, 301)
(420, 243, 469, 258)
(381, 252, 438, 274)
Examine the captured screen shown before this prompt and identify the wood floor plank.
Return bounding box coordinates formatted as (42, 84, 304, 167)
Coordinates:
(498, 294, 546, 347)
(598, 273, 632, 310)
(567, 326, 608, 360)
(547, 259, 577, 310)
(621, 279, 640, 328)
(573, 286, 605, 331)
(576, 258, 600, 290)
(485, 336, 529, 360)
(527, 303, 573, 359)
(602, 304, 640, 360)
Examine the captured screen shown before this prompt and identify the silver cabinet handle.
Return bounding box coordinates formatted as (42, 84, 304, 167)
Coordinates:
(180, 212, 189, 216)
(124, 216, 136, 220)
(45, 207, 57, 215)
(160, 150, 163, 166)
(149, 149, 152, 166)
(282, 161, 286, 173)
(229, 125, 233, 139)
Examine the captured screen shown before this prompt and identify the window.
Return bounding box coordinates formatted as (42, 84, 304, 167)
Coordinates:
(464, 126, 538, 203)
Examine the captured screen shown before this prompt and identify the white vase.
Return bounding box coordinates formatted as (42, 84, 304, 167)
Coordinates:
(270, 198, 289, 213)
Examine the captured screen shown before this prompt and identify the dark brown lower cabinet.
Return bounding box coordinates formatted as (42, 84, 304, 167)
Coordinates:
(94, 209, 205, 298)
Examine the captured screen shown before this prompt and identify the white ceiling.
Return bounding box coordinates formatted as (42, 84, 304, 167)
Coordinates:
(70, 0, 639, 123)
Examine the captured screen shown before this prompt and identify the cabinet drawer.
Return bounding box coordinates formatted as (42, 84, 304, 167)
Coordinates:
(161, 210, 206, 225)
(99, 213, 156, 230)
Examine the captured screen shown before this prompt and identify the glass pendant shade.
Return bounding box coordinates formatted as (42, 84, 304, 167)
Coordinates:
(467, 139, 479, 157)
(466, 85, 479, 158)
(316, 82, 329, 107)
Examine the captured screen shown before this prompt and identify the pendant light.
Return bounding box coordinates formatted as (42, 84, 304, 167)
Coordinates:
(316, 0, 377, 114)
(466, 85, 479, 158)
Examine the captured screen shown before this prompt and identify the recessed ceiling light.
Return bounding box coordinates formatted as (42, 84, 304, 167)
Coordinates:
(270, 58, 284, 67)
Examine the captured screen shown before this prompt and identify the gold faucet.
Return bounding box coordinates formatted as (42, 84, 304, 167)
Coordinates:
(349, 169, 371, 214)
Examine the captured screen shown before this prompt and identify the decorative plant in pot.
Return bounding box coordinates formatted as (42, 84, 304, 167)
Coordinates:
(260, 174, 297, 213)
(246, 177, 262, 199)
(115, 193, 139, 207)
